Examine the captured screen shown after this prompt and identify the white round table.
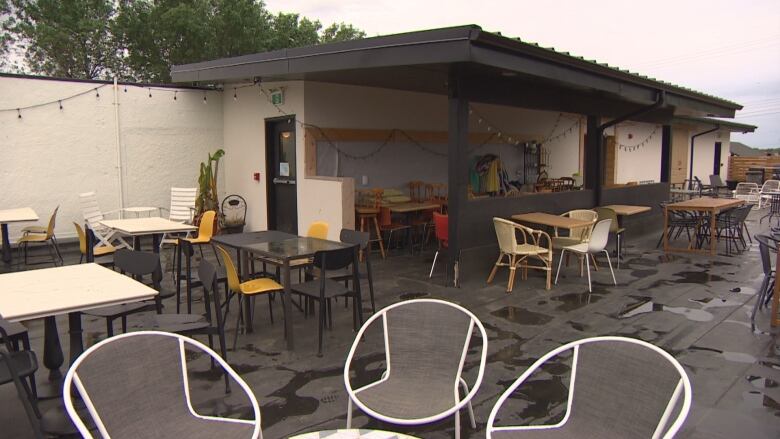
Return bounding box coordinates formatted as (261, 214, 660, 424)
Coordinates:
(289, 429, 420, 439)
(122, 206, 159, 217)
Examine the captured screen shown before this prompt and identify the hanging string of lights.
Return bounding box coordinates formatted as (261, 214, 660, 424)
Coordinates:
(1, 81, 221, 118)
(468, 106, 580, 149)
(616, 125, 659, 151)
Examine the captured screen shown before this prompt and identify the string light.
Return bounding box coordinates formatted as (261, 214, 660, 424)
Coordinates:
(17, 109, 21, 119)
(203, 92, 207, 104)
(58, 100, 62, 110)
(95, 88, 100, 98)
(233, 88, 238, 101)
(173, 91, 177, 101)
(148, 88, 152, 98)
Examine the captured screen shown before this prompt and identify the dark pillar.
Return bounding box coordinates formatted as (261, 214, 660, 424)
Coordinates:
(584, 115, 603, 205)
(660, 125, 672, 183)
(447, 70, 469, 286)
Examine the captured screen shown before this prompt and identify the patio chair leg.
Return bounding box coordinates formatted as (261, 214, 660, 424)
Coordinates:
(617, 234, 621, 269)
(317, 298, 325, 357)
(603, 250, 617, 286)
(455, 407, 461, 439)
(346, 399, 353, 428)
(267, 294, 274, 324)
(233, 296, 243, 351)
(429, 250, 439, 278)
(555, 250, 565, 285)
(486, 254, 503, 284)
(459, 378, 476, 428)
(585, 253, 592, 292)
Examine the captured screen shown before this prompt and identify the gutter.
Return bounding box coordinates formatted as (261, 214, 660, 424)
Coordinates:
(689, 126, 720, 181)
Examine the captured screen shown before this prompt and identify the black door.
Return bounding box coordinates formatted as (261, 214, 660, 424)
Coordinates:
(266, 117, 298, 234)
(713, 142, 722, 175)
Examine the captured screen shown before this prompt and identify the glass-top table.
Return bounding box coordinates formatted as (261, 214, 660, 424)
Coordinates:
(212, 231, 353, 350)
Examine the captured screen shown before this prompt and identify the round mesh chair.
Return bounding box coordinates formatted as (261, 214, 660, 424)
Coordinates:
(221, 195, 247, 234)
(64, 331, 262, 439)
(487, 336, 692, 439)
(344, 299, 488, 439)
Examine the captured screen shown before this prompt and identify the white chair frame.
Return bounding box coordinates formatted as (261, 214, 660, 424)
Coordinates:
(554, 219, 616, 292)
(159, 187, 197, 251)
(486, 336, 692, 439)
(733, 182, 760, 204)
(343, 299, 488, 439)
(79, 191, 129, 249)
(758, 179, 780, 208)
(63, 331, 262, 439)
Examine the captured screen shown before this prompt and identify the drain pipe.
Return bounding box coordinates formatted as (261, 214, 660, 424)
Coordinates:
(593, 91, 666, 205)
(688, 125, 720, 181)
(113, 77, 125, 213)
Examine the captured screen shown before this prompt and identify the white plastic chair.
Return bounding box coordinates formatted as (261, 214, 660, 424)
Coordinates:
(554, 219, 616, 292)
(78, 191, 128, 249)
(160, 187, 197, 250)
(64, 331, 262, 439)
(758, 180, 780, 208)
(486, 336, 692, 439)
(733, 182, 760, 204)
(343, 299, 488, 439)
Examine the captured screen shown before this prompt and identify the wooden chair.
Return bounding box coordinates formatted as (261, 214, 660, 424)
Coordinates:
(408, 180, 426, 202)
(355, 189, 385, 259)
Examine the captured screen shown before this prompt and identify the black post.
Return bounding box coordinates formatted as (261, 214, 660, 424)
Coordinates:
(584, 115, 603, 205)
(447, 69, 469, 287)
(660, 125, 672, 183)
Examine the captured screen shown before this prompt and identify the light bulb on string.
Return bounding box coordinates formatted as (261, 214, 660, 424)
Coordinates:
(123, 86, 127, 93)
(17, 109, 21, 119)
(58, 100, 63, 110)
(173, 91, 177, 101)
(148, 88, 152, 98)
(203, 93, 207, 104)
(95, 88, 100, 98)
(233, 88, 238, 101)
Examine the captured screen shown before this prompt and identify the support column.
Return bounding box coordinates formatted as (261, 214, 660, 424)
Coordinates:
(447, 70, 469, 286)
(660, 125, 672, 183)
(584, 115, 603, 205)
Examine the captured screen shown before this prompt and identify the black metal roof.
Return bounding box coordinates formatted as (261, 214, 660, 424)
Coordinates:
(171, 25, 742, 119)
(674, 116, 757, 133)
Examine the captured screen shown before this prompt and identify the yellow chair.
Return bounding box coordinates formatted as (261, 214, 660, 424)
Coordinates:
(73, 222, 115, 264)
(216, 245, 283, 349)
(17, 206, 62, 265)
(182, 210, 219, 262)
(487, 218, 553, 292)
(307, 221, 329, 239)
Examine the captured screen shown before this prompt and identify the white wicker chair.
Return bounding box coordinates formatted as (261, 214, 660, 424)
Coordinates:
(344, 299, 488, 439)
(487, 336, 692, 439)
(64, 331, 262, 439)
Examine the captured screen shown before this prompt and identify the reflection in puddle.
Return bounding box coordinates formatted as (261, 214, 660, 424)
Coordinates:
(723, 320, 772, 335)
(399, 292, 429, 300)
(689, 346, 757, 363)
(491, 306, 554, 325)
(689, 297, 742, 308)
(550, 292, 602, 312)
(617, 298, 713, 322)
(742, 390, 780, 416)
(747, 375, 779, 389)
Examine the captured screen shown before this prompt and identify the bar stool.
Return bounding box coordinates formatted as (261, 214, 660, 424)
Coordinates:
(355, 189, 385, 259)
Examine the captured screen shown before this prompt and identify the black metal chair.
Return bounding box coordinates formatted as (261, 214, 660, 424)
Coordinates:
(291, 245, 362, 356)
(656, 203, 699, 248)
(0, 324, 43, 438)
(331, 229, 376, 313)
(753, 235, 777, 329)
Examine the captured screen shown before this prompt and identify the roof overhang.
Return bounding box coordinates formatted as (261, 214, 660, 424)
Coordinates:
(673, 116, 757, 133)
(172, 25, 742, 120)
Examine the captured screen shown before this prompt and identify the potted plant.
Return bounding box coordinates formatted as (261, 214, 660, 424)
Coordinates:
(195, 149, 225, 231)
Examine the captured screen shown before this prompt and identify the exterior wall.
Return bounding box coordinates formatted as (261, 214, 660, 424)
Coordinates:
(609, 122, 663, 184)
(689, 131, 730, 182)
(0, 76, 222, 242)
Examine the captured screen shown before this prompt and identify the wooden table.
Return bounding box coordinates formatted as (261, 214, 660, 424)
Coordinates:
(212, 231, 354, 350)
(0, 263, 158, 392)
(385, 202, 440, 213)
(663, 197, 744, 255)
(0, 207, 39, 264)
(601, 205, 651, 216)
(100, 217, 196, 252)
(511, 212, 593, 230)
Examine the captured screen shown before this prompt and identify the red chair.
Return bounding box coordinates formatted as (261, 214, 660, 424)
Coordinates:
(429, 212, 458, 285)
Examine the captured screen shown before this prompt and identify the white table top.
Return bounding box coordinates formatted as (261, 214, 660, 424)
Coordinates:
(0, 263, 158, 321)
(0, 207, 39, 224)
(290, 430, 420, 439)
(100, 217, 196, 236)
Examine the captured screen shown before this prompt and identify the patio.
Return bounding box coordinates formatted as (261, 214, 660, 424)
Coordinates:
(0, 209, 778, 438)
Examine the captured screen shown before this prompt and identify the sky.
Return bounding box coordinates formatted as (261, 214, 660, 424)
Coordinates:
(266, 0, 780, 148)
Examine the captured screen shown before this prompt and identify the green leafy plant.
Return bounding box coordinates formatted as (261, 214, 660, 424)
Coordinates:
(195, 148, 224, 219)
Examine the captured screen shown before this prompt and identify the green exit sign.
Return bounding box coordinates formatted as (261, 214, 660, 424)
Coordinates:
(270, 88, 284, 105)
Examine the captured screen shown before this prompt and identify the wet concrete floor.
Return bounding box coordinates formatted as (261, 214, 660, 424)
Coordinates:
(1, 210, 779, 438)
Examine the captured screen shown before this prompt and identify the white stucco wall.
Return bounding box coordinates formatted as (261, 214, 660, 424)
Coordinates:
(688, 131, 730, 183)
(0, 76, 223, 242)
(611, 122, 663, 184)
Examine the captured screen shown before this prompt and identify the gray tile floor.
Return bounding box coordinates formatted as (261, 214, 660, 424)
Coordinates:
(2, 211, 779, 438)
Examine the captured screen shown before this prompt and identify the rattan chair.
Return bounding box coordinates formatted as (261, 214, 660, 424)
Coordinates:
(551, 209, 597, 250)
(344, 299, 488, 439)
(487, 336, 692, 439)
(487, 218, 553, 291)
(64, 331, 262, 439)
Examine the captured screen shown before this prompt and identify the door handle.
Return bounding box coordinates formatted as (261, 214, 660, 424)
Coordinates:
(273, 177, 296, 185)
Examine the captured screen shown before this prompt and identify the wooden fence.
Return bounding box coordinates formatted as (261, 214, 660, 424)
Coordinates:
(728, 156, 780, 182)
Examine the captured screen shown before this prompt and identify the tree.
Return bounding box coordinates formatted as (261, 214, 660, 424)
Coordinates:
(320, 23, 366, 44)
(6, 0, 124, 79)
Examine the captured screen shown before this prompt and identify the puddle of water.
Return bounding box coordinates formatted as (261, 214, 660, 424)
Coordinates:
(674, 271, 725, 284)
(742, 390, 780, 415)
(568, 321, 587, 332)
(747, 375, 779, 389)
(689, 297, 742, 309)
(730, 286, 758, 296)
(550, 292, 602, 312)
(617, 297, 713, 322)
(723, 320, 772, 336)
(689, 346, 757, 363)
(491, 306, 554, 326)
(537, 300, 548, 306)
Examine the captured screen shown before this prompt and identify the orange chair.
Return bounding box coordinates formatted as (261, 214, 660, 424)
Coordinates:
(355, 189, 385, 259)
(429, 212, 458, 286)
(307, 221, 329, 239)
